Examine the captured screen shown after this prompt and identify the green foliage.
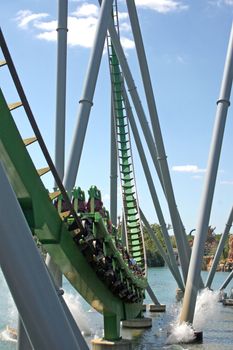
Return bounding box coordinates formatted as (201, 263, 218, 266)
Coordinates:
(143, 224, 165, 267)
(170, 235, 177, 248)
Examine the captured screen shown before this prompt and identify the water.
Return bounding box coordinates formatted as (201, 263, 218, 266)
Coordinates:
(0, 267, 233, 349)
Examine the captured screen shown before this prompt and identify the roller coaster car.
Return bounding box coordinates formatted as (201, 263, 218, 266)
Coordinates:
(55, 187, 146, 304)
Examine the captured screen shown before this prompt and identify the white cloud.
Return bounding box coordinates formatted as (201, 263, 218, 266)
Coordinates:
(37, 30, 57, 42)
(14, 5, 134, 51)
(120, 37, 135, 49)
(67, 16, 98, 48)
(15, 10, 49, 29)
(118, 12, 129, 20)
(120, 22, 131, 32)
(102, 193, 110, 201)
(163, 53, 187, 65)
(208, 0, 233, 6)
(72, 3, 99, 17)
(135, 0, 188, 13)
(172, 165, 206, 173)
(220, 180, 233, 185)
(34, 20, 57, 31)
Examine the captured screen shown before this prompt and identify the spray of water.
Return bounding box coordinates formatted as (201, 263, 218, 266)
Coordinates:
(0, 328, 17, 343)
(0, 283, 17, 328)
(166, 288, 220, 344)
(193, 288, 220, 330)
(0, 285, 17, 343)
(166, 321, 195, 344)
(63, 292, 91, 336)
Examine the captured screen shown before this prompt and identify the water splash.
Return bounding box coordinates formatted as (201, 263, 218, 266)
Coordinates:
(0, 327, 17, 343)
(166, 288, 220, 344)
(0, 278, 17, 329)
(166, 321, 194, 344)
(193, 288, 220, 330)
(63, 292, 91, 336)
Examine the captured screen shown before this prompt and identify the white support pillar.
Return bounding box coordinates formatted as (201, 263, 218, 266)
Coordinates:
(180, 23, 233, 325)
(55, 0, 68, 182)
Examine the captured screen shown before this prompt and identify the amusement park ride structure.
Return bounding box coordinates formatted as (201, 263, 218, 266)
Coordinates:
(0, 0, 233, 349)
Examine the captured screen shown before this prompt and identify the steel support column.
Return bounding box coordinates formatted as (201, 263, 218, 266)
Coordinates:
(64, 0, 114, 191)
(220, 270, 233, 290)
(180, 23, 233, 325)
(0, 161, 81, 350)
(55, 0, 68, 182)
(58, 289, 89, 350)
(17, 318, 33, 350)
(125, 0, 190, 282)
(49, 0, 68, 310)
(146, 284, 160, 306)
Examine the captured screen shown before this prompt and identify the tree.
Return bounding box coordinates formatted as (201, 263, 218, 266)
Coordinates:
(143, 223, 165, 267)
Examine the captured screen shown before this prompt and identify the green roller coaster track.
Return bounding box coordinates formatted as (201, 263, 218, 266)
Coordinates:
(0, 26, 148, 341)
(107, 3, 146, 273)
(107, 40, 146, 272)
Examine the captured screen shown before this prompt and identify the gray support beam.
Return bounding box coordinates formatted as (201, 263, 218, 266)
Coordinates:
(220, 270, 233, 290)
(0, 161, 82, 350)
(46, 0, 68, 292)
(64, 0, 114, 191)
(126, 0, 163, 183)
(107, 20, 190, 281)
(180, 23, 233, 325)
(46, 254, 62, 287)
(140, 209, 184, 291)
(125, 0, 190, 282)
(55, 0, 68, 182)
(110, 99, 118, 226)
(124, 89, 184, 289)
(58, 289, 89, 350)
(17, 318, 33, 350)
(205, 206, 233, 288)
(146, 284, 160, 305)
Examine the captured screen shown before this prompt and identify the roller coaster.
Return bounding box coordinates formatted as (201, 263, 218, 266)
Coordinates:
(0, 1, 233, 349)
(0, 1, 149, 345)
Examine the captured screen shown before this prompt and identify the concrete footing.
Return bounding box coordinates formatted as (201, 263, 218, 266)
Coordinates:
(122, 317, 152, 329)
(223, 298, 233, 306)
(193, 331, 203, 343)
(149, 304, 166, 312)
(91, 338, 132, 350)
(218, 291, 227, 302)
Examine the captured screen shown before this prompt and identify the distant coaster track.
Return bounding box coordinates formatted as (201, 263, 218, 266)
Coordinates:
(107, 2, 147, 273)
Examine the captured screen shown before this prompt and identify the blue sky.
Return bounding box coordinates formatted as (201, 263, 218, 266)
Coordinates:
(0, 0, 233, 234)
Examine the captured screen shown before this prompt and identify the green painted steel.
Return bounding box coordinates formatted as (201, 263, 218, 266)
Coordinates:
(0, 89, 147, 340)
(107, 38, 146, 272)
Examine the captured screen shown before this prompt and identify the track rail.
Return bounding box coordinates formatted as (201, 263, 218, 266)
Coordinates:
(107, 7, 146, 272)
